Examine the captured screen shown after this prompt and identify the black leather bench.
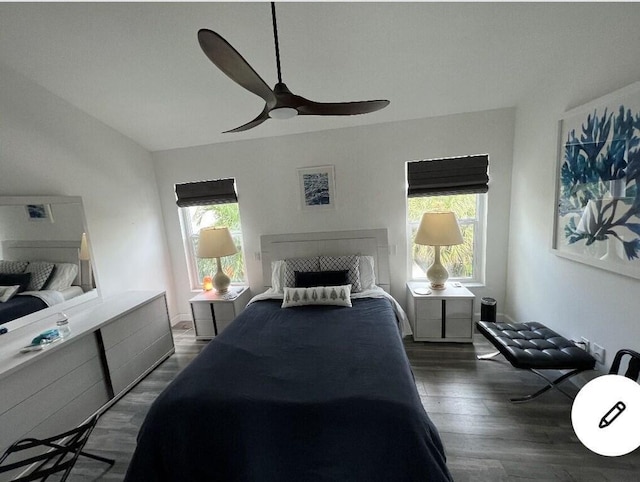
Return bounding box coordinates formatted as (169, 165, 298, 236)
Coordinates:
(476, 320, 596, 403)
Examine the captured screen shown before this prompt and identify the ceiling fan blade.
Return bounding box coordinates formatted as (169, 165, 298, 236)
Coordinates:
(297, 99, 390, 116)
(223, 105, 271, 133)
(198, 29, 276, 104)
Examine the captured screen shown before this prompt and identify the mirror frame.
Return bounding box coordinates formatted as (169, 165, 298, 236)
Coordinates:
(0, 195, 101, 333)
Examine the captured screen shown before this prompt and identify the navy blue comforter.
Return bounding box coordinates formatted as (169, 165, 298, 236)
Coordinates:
(0, 295, 47, 325)
(125, 297, 452, 481)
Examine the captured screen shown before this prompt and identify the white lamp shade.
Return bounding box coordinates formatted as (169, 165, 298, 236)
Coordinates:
(414, 212, 463, 246)
(197, 227, 238, 258)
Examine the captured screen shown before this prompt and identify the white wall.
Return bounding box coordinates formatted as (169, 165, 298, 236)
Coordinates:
(507, 84, 640, 370)
(0, 64, 172, 302)
(153, 108, 515, 322)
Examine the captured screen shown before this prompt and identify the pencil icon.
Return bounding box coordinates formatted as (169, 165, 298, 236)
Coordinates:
(599, 401, 626, 429)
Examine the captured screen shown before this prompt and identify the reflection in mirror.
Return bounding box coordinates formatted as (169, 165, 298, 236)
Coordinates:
(0, 196, 100, 333)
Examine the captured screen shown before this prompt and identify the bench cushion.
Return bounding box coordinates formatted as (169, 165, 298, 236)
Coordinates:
(476, 321, 596, 370)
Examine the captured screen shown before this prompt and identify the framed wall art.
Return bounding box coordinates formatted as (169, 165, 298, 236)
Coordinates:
(297, 165, 335, 210)
(25, 203, 54, 222)
(552, 81, 640, 279)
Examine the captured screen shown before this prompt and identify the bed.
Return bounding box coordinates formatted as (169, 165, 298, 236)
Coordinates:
(0, 240, 85, 325)
(125, 230, 452, 481)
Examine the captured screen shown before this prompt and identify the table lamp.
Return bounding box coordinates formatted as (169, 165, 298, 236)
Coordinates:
(197, 226, 238, 293)
(414, 211, 463, 290)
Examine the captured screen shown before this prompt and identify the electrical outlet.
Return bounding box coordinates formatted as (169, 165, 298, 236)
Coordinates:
(581, 337, 590, 352)
(592, 343, 605, 364)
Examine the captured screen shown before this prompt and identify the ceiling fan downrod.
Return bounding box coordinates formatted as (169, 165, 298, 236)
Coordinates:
(268, 2, 297, 120)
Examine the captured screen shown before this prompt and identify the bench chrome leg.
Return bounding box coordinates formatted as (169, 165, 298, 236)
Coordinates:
(509, 368, 583, 404)
(477, 351, 501, 360)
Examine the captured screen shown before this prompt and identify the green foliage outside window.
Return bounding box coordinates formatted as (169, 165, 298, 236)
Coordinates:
(408, 194, 477, 279)
(185, 203, 245, 285)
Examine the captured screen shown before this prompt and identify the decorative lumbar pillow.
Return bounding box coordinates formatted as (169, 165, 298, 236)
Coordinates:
(24, 261, 55, 291)
(319, 255, 362, 292)
(0, 272, 32, 293)
(0, 260, 28, 274)
(0, 285, 20, 303)
(284, 257, 320, 288)
(43, 263, 79, 291)
(294, 270, 349, 288)
(282, 285, 352, 308)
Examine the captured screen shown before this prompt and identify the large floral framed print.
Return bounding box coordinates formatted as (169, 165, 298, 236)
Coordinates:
(552, 82, 640, 279)
(298, 165, 335, 210)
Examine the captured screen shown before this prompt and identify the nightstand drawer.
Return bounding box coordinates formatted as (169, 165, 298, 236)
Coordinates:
(191, 303, 214, 321)
(416, 299, 442, 320)
(445, 317, 473, 339)
(445, 299, 472, 318)
(214, 302, 235, 322)
(415, 318, 441, 339)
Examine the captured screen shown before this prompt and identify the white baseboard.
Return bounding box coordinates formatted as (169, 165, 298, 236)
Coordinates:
(170, 313, 192, 326)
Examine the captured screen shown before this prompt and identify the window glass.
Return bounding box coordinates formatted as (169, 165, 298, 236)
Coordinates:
(179, 203, 245, 289)
(408, 194, 483, 282)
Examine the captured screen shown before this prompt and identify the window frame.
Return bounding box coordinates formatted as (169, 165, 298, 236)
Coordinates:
(407, 193, 486, 285)
(178, 203, 246, 291)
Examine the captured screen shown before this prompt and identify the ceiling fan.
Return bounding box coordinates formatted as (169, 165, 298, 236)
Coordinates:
(197, 2, 390, 133)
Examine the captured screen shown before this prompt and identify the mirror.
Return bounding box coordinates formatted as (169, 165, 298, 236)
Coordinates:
(0, 196, 100, 333)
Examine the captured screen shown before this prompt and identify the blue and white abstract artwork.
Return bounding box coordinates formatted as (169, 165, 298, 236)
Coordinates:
(298, 166, 335, 209)
(303, 173, 330, 206)
(554, 82, 640, 278)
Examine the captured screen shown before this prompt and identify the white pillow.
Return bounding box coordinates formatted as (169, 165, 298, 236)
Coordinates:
(0, 285, 20, 303)
(359, 255, 376, 291)
(271, 260, 286, 292)
(282, 285, 352, 308)
(44, 263, 79, 291)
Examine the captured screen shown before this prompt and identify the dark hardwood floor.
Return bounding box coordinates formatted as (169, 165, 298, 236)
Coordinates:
(70, 324, 640, 481)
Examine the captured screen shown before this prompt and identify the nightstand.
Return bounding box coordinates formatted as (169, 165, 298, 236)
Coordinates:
(189, 286, 251, 340)
(406, 281, 475, 343)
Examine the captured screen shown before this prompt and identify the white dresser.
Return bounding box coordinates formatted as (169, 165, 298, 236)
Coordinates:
(0, 291, 174, 454)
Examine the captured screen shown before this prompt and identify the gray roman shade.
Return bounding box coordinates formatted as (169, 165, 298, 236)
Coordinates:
(175, 178, 238, 207)
(407, 155, 489, 197)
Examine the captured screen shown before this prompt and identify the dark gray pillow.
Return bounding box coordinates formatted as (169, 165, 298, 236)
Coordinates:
(0, 272, 32, 293)
(294, 270, 349, 288)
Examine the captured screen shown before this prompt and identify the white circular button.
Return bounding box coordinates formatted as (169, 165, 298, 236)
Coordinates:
(571, 374, 640, 456)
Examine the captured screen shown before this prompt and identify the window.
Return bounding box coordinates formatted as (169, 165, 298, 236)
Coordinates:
(408, 194, 485, 282)
(175, 179, 245, 290)
(406, 155, 488, 284)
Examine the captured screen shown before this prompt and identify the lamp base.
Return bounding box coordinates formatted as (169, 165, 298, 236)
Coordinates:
(214, 257, 231, 293)
(426, 246, 449, 291)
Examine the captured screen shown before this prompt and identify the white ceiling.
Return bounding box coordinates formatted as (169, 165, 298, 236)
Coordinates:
(0, 2, 638, 152)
